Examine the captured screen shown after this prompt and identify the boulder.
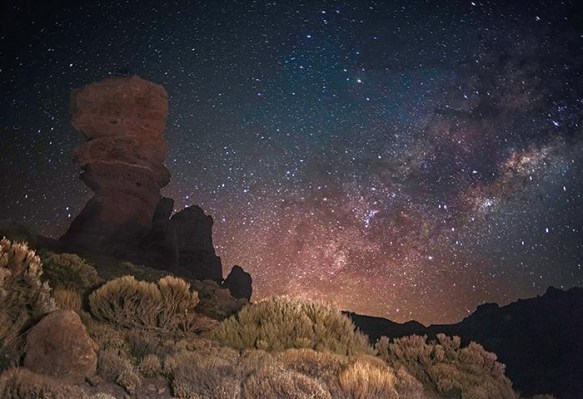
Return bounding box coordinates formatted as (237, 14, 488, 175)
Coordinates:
(223, 265, 252, 300)
(24, 309, 98, 384)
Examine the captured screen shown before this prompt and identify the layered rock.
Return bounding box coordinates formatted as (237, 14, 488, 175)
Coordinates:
(61, 76, 169, 255)
(60, 76, 251, 286)
(24, 310, 98, 384)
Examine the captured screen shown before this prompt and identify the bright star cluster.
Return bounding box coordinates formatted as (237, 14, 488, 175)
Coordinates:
(1, 0, 582, 324)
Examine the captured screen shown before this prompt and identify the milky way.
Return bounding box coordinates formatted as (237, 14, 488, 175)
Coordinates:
(1, 0, 582, 324)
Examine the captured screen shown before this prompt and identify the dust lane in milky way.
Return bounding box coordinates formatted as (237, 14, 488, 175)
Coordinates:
(0, 1, 582, 324)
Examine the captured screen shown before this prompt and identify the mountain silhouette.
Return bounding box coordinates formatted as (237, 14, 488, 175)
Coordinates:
(349, 286, 583, 399)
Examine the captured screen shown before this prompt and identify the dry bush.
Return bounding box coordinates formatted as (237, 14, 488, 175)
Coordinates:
(0, 238, 56, 369)
(40, 251, 101, 291)
(158, 275, 200, 332)
(139, 353, 162, 377)
(97, 349, 140, 394)
(208, 297, 373, 355)
(376, 334, 517, 399)
(52, 287, 82, 313)
(89, 275, 162, 328)
(242, 363, 332, 399)
(125, 329, 161, 363)
(164, 347, 241, 398)
(336, 357, 398, 399)
(89, 322, 128, 352)
(0, 367, 89, 398)
(89, 275, 202, 333)
(277, 348, 350, 385)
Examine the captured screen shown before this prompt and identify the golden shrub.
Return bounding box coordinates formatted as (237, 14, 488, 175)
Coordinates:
(89, 275, 162, 328)
(208, 297, 374, 355)
(158, 275, 200, 332)
(242, 364, 332, 399)
(276, 348, 349, 385)
(337, 357, 398, 399)
(88, 275, 201, 333)
(376, 334, 517, 399)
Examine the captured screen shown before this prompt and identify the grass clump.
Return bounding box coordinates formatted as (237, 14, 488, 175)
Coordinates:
(0, 238, 56, 370)
(208, 297, 374, 355)
(88, 275, 200, 332)
(376, 333, 517, 399)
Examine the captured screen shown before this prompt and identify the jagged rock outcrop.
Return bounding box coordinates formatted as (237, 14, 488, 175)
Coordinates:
(139, 203, 223, 281)
(222, 265, 252, 300)
(24, 309, 98, 384)
(61, 75, 169, 255)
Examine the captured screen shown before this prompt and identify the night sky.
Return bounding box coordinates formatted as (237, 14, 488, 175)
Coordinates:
(1, 0, 582, 324)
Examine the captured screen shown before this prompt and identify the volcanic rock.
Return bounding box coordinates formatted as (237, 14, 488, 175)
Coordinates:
(222, 265, 252, 300)
(139, 204, 223, 281)
(61, 76, 169, 255)
(24, 309, 98, 384)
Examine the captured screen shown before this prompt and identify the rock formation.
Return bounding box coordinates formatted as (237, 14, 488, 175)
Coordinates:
(61, 75, 170, 255)
(139, 201, 223, 281)
(60, 76, 250, 285)
(24, 309, 98, 384)
(222, 265, 252, 300)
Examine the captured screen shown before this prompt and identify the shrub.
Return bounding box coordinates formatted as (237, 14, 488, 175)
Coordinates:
(277, 349, 426, 399)
(88, 275, 201, 333)
(53, 287, 82, 313)
(158, 275, 200, 332)
(0, 367, 89, 398)
(97, 348, 140, 394)
(276, 348, 349, 385)
(242, 364, 332, 399)
(376, 334, 517, 399)
(336, 356, 399, 399)
(89, 275, 162, 328)
(0, 238, 56, 369)
(164, 347, 240, 398)
(125, 329, 161, 363)
(40, 251, 101, 292)
(208, 297, 374, 355)
(139, 353, 162, 377)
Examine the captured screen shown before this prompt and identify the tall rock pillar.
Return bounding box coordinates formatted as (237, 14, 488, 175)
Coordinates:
(61, 76, 170, 255)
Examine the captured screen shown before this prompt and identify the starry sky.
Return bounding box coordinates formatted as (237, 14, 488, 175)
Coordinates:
(1, 0, 582, 324)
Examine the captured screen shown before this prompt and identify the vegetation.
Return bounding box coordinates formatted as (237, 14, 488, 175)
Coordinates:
(0, 238, 547, 399)
(40, 251, 101, 292)
(208, 297, 374, 355)
(376, 333, 517, 399)
(0, 367, 89, 399)
(88, 275, 201, 333)
(0, 238, 56, 370)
